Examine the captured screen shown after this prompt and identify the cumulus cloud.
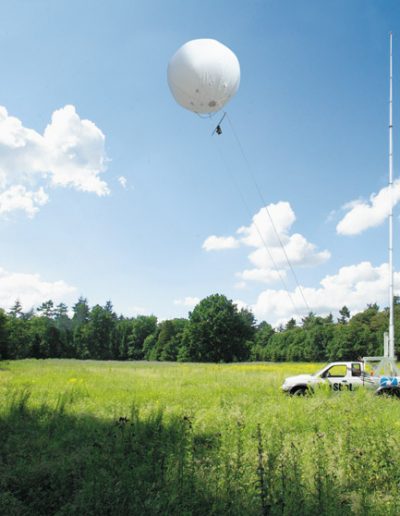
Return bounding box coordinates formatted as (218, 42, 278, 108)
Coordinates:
(0, 104, 109, 217)
(202, 235, 240, 251)
(237, 268, 286, 284)
(237, 202, 296, 248)
(247, 234, 330, 270)
(0, 185, 48, 217)
(233, 299, 248, 311)
(203, 201, 330, 285)
(336, 180, 400, 235)
(174, 296, 200, 308)
(251, 261, 397, 326)
(0, 267, 76, 310)
(118, 176, 128, 189)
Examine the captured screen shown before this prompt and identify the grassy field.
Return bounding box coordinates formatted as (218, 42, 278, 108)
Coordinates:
(1, 360, 400, 515)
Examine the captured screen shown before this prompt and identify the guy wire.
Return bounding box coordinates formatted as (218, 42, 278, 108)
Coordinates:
(210, 129, 305, 321)
(225, 112, 311, 313)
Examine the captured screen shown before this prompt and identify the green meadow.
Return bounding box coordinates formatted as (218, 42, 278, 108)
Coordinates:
(1, 360, 400, 515)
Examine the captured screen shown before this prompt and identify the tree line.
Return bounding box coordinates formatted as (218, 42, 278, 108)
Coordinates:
(0, 294, 398, 362)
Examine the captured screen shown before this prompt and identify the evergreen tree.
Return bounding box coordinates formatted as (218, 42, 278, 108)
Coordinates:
(37, 300, 55, 319)
(0, 309, 9, 359)
(8, 300, 23, 319)
(53, 303, 73, 357)
(7, 315, 29, 359)
(72, 297, 90, 327)
(72, 298, 91, 358)
(338, 306, 351, 324)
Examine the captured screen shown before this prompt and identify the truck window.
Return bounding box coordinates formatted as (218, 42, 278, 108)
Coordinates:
(351, 363, 361, 377)
(324, 365, 346, 378)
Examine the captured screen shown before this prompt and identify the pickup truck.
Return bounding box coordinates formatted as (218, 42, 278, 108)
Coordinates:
(281, 361, 400, 396)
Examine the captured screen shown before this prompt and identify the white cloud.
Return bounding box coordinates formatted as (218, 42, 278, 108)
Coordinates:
(233, 299, 248, 311)
(204, 201, 330, 285)
(0, 267, 76, 311)
(202, 235, 240, 251)
(336, 180, 400, 235)
(0, 185, 48, 217)
(174, 296, 200, 308)
(238, 204, 330, 269)
(237, 202, 296, 248)
(43, 105, 109, 195)
(247, 234, 330, 270)
(118, 176, 128, 189)
(251, 261, 397, 326)
(237, 268, 286, 284)
(0, 104, 109, 217)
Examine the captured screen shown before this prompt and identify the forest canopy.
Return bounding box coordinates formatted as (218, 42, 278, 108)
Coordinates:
(1, 294, 399, 363)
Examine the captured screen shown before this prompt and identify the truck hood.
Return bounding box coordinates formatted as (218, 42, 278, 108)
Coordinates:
(283, 374, 313, 384)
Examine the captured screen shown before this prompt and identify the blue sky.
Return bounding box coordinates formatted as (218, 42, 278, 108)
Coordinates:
(1, 0, 400, 324)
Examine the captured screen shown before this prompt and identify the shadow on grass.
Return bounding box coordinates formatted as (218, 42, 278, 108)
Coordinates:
(3, 392, 389, 516)
(0, 393, 242, 516)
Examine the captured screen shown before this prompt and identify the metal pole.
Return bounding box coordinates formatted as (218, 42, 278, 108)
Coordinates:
(389, 32, 395, 359)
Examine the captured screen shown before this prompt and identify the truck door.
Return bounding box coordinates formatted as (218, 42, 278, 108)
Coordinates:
(322, 364, 353, 391)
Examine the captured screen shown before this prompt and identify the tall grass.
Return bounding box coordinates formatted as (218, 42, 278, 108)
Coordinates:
(1, 360, 400, 514)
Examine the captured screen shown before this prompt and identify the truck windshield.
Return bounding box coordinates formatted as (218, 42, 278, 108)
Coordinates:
(313, 365, 329, 377)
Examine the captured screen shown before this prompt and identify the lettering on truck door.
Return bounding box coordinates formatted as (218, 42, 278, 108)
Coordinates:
(322, 364, 353, 391)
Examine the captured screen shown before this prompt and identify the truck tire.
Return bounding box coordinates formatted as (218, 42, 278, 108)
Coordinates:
(376, 387, 400, 398)
(291, 386, 308, 396)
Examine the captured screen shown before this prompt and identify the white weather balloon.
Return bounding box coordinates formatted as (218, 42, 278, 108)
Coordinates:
(167, 39, 240, 114)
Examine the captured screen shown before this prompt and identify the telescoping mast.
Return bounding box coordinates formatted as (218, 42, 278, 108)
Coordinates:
(364, 33, 399, 377)
(389, 32, 395, 361)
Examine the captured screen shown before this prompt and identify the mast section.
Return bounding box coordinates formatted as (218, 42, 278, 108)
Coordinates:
(389, 32, 395, 359)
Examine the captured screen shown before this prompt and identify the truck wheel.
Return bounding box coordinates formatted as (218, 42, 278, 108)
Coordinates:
(291, 386, 308, 396)
(376, 388, 400, 398)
